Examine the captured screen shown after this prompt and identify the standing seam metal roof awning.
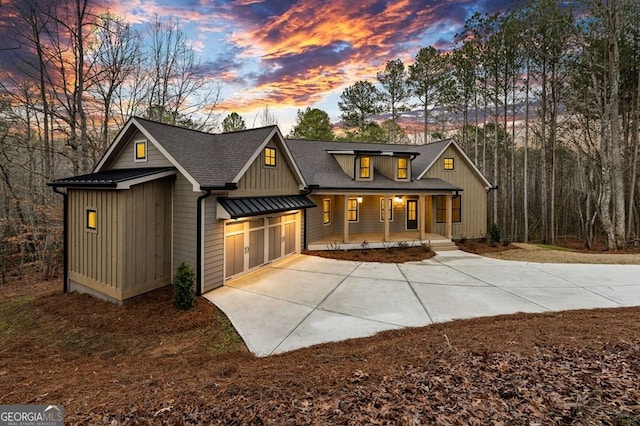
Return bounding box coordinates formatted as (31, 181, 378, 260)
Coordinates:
(218, 195, 316, 219)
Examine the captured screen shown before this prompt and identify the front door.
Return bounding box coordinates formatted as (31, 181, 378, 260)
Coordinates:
(406, 199, 418, 230)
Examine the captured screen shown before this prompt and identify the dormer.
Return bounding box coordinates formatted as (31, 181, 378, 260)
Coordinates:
(327, 149, 419, 182)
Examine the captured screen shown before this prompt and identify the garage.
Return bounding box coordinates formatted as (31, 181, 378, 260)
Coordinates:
(224, 212, 301, 280)
(218, 195, 314, 281)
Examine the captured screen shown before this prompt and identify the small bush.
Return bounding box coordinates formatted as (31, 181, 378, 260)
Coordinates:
(173, 261, 195, 310)
(488, 223, 501, 245)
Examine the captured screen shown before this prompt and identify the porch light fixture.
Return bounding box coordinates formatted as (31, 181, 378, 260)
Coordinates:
(357, 196, 363, 204)
(393, 196, 403, 205)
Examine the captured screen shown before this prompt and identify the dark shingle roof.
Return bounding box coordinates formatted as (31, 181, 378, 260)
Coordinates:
(48, 167, 175, 188)
(284, 139, 461, 191)
(132, 117, 277, 188)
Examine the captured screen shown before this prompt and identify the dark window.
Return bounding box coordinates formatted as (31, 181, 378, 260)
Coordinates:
(436, 195, 461, 223)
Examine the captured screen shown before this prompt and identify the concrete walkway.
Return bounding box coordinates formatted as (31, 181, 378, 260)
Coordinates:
(204, 251, 640, 357)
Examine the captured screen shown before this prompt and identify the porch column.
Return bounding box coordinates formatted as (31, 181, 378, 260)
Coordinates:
(446, 194, 453, 239)
(424, 195, 433, 234)
(384, 194, 390, 242)
(343, 195, 350, 244)
(419, 195, 426, 241)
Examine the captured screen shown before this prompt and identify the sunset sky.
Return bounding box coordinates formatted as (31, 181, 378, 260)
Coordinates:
(1, 0, 511, 133)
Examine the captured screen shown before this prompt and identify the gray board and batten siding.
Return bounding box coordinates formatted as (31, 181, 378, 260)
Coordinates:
(67, 177, 173, 302)
(422, 144, 488, 239)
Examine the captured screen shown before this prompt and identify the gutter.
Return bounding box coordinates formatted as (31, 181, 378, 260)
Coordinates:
(195, 182, 236, 295)
(52, 187, 68, 293)
(196, 189, 213, 296)
(200, 182, 238, 191)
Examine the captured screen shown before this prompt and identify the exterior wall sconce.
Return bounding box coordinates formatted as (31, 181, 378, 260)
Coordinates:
(393, 196, 403, 205)
(357, 196, 363, 204)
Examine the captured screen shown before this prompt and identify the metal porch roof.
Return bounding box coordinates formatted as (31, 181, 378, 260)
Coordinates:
(218, 195, 316, 219)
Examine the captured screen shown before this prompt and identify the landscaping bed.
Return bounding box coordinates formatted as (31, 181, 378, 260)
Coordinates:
(303, 244, 435, 263)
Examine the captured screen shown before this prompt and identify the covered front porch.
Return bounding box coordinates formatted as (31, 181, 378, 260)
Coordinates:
(306, 193, 459, 251)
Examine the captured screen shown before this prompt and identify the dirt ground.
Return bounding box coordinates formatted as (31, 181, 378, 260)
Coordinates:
(483, 242, 640, 264)
(2, 246, 640, 424)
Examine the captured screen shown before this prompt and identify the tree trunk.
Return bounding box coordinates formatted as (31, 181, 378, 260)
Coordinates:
(524, 58, 530, 243)
(608, 2, 625, 248)
(540, 61, 548, 244)
(628, 72, 640, 239)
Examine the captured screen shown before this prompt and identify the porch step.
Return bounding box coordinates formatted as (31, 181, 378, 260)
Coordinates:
(429, 240, 459, 252)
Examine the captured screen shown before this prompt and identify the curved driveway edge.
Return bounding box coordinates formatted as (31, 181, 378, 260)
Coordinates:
(203, 251, 640, 357)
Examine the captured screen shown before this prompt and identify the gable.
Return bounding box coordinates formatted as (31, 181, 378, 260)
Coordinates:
(421, 145, 489, 192)
(234, 136, 302, 196)
(105, 129, 173, 170)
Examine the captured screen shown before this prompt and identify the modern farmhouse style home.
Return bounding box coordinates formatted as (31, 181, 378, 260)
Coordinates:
(50, 117, 492, 303)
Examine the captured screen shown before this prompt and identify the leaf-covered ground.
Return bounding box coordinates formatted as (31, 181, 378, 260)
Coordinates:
(2, 257, 640, 424)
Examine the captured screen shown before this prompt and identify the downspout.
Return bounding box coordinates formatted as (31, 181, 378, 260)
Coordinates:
(196, 189, 212, 296)
(52, 187, 68, 293)
(303, 186, 316, 250)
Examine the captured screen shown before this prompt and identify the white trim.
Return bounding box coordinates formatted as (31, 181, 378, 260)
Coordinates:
(115, 169, 176, 189)
(233, 127, 309, 188)
(417, 140, 493, 189)
(95, 117, 202, 192)
(93, 119, 137, 172)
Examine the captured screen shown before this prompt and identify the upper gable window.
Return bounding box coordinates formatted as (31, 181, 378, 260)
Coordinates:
(264, 147, 276, 167)
(134, 140, 147, 162)
(444, 157, 454, 170)
(359, 156, 370, 179)
(397, 157, 408, 179)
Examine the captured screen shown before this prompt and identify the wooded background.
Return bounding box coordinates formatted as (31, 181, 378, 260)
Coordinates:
(0, 0, 638, 281)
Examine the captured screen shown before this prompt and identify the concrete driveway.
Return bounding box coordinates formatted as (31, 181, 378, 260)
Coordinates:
(204, 251, 640, 356)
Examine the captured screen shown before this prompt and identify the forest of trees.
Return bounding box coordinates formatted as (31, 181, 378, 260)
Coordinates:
(336, 0, 639, 253)
(0, 0, 638, 281)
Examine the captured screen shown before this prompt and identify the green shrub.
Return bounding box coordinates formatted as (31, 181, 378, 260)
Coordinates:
(488, 223, 501, 245)
(173, 261, 195, 310)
